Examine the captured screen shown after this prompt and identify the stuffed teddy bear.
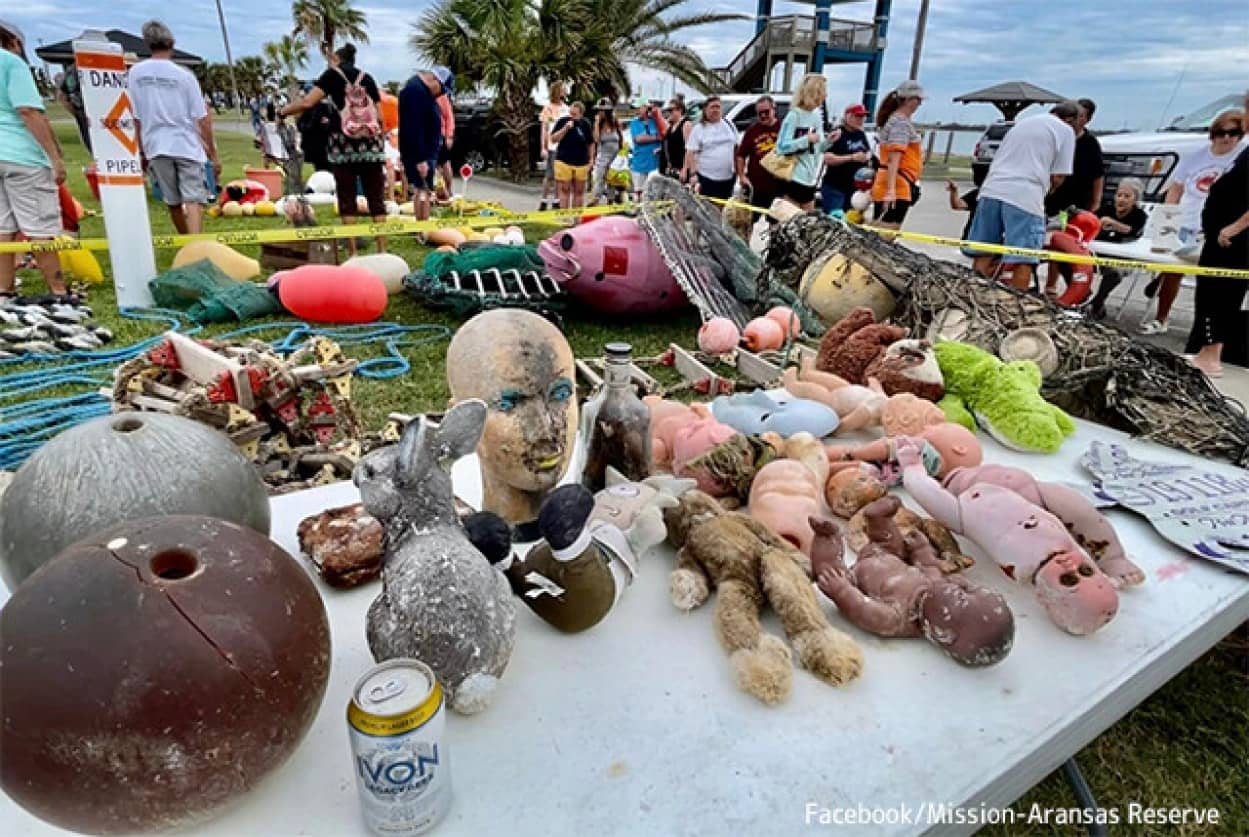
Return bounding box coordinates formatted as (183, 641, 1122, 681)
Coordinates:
(814, 307, 907, 385)
(934, 341, 1075, 454)
(664, 490, 864, 705)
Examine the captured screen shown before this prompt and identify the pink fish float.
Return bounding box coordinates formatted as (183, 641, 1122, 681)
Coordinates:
(538, 216, 688, 314)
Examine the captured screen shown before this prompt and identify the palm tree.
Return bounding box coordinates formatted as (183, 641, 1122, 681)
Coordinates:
(412, 0, 739, 180)
(234, 56, 270, 98)
(292, 0, 369, 60)
(264, 35, 311, 98)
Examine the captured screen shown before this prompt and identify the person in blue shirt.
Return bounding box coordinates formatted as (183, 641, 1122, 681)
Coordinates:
(395, 66, 454, 221)
(775, 74, 837, 211)
(0, 19, 72, 301)
(628, 97, 667, 201)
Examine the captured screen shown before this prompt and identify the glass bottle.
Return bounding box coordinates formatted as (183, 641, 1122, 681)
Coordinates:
(581, 343, 652, 492)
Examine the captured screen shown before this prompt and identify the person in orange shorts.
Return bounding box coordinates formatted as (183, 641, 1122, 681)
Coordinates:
(550, 102, 594, 209)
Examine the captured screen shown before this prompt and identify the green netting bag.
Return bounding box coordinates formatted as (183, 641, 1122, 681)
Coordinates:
(420, 245, 545, 278)
(149, 258, 282, 323)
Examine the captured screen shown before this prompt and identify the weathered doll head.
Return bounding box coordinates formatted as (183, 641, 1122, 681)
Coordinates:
(1033, 550, 1119, 635)
(446, 310, 577, 523)
(662, 490, 723, 548)
(824, 464, 888, 518)
(921, 423, 982, 477)
(919, 579, 1015, 666)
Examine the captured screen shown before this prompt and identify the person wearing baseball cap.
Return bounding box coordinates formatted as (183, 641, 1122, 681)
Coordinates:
(821, 102, 872, 214)
(1, 17, 75, 301)
(869, 79, 926, 229)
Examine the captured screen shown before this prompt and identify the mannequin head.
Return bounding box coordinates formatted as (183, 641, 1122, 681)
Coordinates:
(447, 310, 577, 524)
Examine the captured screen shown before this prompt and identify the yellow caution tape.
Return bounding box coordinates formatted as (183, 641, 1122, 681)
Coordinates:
(0, 202, 637, 255)
(708, 196, 1249, 280)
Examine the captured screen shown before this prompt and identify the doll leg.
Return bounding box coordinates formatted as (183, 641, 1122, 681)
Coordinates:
(761, 549, 864, 687)
(912, 516, 976, 572)
(715, 577, 793, 704)
(1035, 482, 1144, 587)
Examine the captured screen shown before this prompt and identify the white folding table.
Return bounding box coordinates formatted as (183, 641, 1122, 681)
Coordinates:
(3, 419, 1248, 836)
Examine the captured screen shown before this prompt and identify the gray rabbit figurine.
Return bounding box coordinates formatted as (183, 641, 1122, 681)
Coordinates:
(354, 399, 517, 715)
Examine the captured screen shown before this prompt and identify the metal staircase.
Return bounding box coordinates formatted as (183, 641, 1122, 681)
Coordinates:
(712, 14, 878, 93)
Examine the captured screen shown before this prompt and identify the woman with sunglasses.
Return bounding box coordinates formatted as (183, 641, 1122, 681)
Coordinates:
(1184, 112, 1249, 377)
(1139, 110, 1246, 336)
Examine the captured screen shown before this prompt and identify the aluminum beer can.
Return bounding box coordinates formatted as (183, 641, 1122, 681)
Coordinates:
(348, 659, 451, 835)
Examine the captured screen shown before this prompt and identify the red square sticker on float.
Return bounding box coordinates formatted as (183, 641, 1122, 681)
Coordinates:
(603, 245, 629, 276)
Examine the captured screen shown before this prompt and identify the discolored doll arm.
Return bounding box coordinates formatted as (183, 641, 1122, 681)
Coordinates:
(816, 568, 913, 637)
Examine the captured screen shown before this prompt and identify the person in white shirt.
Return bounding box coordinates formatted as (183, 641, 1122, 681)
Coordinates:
(1138, 109, 1247, 335)
(128, 20, 220, 235)
(680, 96, 739, 203)
(968, 101, 1078, 290)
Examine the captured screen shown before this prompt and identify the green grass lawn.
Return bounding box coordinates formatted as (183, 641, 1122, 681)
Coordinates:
(8, 123, 699, 429)
(8, 124, 1248, 835)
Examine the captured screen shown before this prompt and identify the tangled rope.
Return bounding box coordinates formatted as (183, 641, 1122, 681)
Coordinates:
(0, 311, 452, 471)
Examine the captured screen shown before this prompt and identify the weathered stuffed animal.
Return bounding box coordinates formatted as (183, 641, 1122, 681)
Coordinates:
(664, 490, 864, 704)
(814, 307, 907, 385)
(898, 443, 1119, 635)
(590, 467, 696, 558)
(810, 500, 1013, 666)
(863, 338, 945, 401)
(356, 399, 516, 714)
(943, 463, 1144, 587)
(748, 432, 829, 555)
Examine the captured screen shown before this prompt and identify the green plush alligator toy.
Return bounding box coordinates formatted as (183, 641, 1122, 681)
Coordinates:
(934, 342, 1075, 453)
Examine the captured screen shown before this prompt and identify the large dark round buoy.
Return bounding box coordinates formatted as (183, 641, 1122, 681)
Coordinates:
(0, 515, 331, 834)
(0, 412, 270, 591)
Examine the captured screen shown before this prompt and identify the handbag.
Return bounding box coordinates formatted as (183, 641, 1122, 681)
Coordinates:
(900, 170, 922, 204)
(760, 149, 797, 181)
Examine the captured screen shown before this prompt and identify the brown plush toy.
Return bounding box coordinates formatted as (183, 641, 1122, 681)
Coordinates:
(814, 307, 907, 385)
(863, 339, 945, 402)
(664, 490, 864, 705)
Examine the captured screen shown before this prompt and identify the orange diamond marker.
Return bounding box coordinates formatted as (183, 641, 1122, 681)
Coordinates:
(103, 92, 138, 156)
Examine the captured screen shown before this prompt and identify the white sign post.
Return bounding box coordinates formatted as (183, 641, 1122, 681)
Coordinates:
(73, 36, 156, 308)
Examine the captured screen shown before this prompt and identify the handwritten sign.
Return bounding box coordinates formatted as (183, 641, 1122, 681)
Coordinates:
(1081, 441, 1249, 573)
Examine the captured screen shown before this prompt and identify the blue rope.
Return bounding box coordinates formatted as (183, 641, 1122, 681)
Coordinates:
(1, 309, 452, 470)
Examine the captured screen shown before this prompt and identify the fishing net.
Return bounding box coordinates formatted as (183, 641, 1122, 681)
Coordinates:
(404, 245, 566, 316)
(149, 259, 283, 324)
(638, 176, 827, 334)
(765, 217, 1249, 466)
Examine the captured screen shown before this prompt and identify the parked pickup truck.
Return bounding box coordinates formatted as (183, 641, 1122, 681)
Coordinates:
(1099, 92, 1247, 205)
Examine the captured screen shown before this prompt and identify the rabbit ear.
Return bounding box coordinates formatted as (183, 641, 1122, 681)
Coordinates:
(396, 416, 428, 486)
(434, 399, 488, 462)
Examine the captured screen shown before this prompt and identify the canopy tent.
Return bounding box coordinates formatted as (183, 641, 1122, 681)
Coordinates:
(35, 29, 203, 68)
(954, 80, 1066, 121)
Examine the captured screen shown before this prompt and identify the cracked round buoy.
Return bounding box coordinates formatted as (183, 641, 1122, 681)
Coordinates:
(0, 515, 331, 834)
(0, 412, 271, 591)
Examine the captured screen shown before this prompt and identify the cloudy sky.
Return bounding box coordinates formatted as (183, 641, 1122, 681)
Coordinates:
(8, 0, 1246, 129)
